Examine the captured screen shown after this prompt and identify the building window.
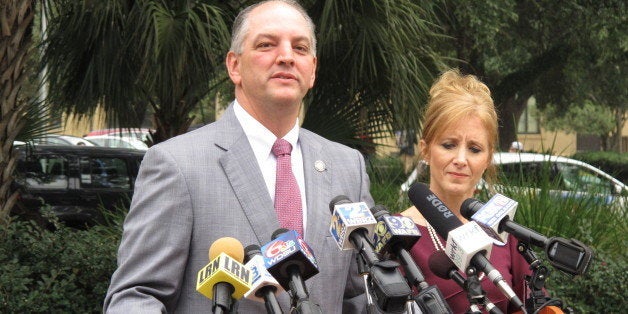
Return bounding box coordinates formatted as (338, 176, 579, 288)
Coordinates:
(517, 97, 540, 134)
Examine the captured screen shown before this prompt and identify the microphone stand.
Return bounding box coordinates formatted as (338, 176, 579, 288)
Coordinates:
(356, 254, 378, 314)
(212, 282, 235, 314)
(517, 241, 573, 314)
(464, 266, 485, 314)
(287, 265, 322, 314)
(349, 230, 411, 313)
(395, 249, 452, 313)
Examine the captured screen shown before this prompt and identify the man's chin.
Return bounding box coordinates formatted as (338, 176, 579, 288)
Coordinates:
(270, 92, 307, 106)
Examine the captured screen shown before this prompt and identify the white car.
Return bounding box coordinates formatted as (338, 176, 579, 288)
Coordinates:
(31, 134, 97, 146)
(400, 152, 627, 209)
(489, 152, 627, 209)
(84, 135, 148, 150)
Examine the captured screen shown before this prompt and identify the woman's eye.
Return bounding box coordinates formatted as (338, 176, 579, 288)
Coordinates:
(442, 143, 455, 150)
(470, 147, 482, 154)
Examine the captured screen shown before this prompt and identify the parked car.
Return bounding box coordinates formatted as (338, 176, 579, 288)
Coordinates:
(31, 134, 97, 146)
(86, 128, 153, 142)
(12, 145, 145, 227)
(400, 152, 627, 209)
(84, 135, 149, 150)
(489, 152, 627, 209)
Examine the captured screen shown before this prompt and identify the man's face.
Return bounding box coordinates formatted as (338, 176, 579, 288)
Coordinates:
(226, 2, 317, 109)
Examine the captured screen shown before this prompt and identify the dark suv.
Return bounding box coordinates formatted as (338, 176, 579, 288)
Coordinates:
(12, 144, 145, 227)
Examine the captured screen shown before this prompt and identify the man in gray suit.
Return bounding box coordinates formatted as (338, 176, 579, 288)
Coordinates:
(104, 1, 374, 313)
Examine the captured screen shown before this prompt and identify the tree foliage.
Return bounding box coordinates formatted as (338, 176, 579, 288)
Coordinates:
(436, 0, 626, 151)
(541, 100, 616, 150)
(42, 0, 232, 144)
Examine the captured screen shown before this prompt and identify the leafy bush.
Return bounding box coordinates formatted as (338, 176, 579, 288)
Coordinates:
(546, 251, 627, 313)
(367, 157, 411, 213)
(0, 210, 123, 313)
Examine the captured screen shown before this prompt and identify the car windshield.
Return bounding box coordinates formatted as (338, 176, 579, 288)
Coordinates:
(557, 163, 612, 194)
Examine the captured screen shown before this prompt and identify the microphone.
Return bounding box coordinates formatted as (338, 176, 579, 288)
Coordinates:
(243, 244, 284, 314)
(260, 229, 322, 313)
(370, 205, 453, 314)
(196, 237, 252, 314)
(328, 195, 378, 251)
(462, 194, 518, 243)
(408, 182, 525, 312)
(429, 251, 503, 314)
(461, 196, 593, 276)
(329, 196, 411, 313)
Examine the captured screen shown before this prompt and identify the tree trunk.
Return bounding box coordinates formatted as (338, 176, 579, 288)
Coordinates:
(0, 0, 35, 223)
(497, 95, 528, 151)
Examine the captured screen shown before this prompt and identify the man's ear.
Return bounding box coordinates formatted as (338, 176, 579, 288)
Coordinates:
(226, 52, 241, 85)
(308, 56, 317, 88)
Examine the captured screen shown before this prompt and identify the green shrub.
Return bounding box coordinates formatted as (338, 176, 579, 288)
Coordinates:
(367, 156, 412, 213)
(546, 252, 627, 313)
(0, 210, 123, 313)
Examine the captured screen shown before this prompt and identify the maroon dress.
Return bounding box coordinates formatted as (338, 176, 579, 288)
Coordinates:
(408, 224, 531, 313)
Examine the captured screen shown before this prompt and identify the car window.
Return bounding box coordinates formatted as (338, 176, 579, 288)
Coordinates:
(498, 161, 564, 189)
(557, 163, 612, 194)
(79, 156, 131, 189)
(16, 156, 69, 189)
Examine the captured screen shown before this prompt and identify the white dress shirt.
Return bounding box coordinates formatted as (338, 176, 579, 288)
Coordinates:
(233, 101, 308, 234)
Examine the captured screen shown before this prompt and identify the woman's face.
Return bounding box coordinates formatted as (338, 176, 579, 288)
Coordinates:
(422, 115, 492, 200)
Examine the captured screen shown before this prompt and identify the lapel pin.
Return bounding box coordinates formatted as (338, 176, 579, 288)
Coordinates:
(314, 160, 326, 172)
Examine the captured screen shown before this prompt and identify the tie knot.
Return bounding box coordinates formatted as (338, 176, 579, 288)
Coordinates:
(272, 138, 292, 157)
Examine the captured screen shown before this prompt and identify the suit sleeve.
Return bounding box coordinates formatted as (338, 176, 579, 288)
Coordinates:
(103, 146, 194, 313)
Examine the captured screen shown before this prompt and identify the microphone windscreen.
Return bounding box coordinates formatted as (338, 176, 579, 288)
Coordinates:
(369, 204, 389, 218)
(428, 251, 456, 280)
(407, 182, 462, 238)
(460, 198, 483, 219)
(329, 195, 351, 213)
(271, 228, 290, 240)
(244, 244, 261, 263)
(209, 237, 244, 262)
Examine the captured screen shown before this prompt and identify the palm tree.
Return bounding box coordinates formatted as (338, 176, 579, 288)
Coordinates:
(304, 0, 445, 152)
(42, 0, 233, 144)
(42, 0, 445, 152)
(1, 0, 57, 224)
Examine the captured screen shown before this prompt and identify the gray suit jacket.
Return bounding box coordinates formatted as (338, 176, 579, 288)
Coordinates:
(104, 104, 374, 313)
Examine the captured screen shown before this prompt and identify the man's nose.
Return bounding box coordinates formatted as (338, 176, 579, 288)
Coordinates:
(276, 43, 295, 65)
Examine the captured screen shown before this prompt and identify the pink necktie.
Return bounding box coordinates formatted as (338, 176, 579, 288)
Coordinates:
(272, 138, 303, 236)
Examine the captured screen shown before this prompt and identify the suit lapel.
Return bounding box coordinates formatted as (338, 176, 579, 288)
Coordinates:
(217, 106, 279, 245)
(300, 131, 333, 255)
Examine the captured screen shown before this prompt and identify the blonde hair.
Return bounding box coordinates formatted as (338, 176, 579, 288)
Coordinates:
(421, 69, 499, 185)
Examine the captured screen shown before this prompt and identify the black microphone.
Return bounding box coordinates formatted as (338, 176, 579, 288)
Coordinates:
(329, 196, 412, 313)
(370, 205, 452, 314)
(429, 251, 503, 314)
(461, 197, 593, 276)
(260, 229, 322, 314)
(407, 182, 526, 312)
(243, 244, 284, 314)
